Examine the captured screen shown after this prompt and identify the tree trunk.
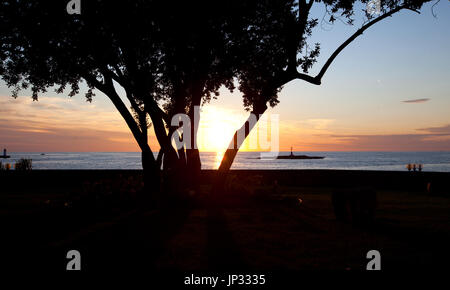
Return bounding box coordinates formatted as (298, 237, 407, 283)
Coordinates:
(213, 103, 268, 193)
(99, 85, 161, 205)
(141, 146, 160, 206)
(186, 83, 203, 190)
(186, 148, 201, 189)
(186, 107, 201, 189)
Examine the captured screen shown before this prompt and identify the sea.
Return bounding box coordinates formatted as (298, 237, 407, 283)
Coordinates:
(3, 151, 450, 172)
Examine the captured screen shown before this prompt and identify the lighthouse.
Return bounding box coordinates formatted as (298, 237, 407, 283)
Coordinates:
(1, 149, 10, 158)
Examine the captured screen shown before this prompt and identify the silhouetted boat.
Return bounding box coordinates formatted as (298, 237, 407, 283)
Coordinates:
(276, 147, 324, 160)
(277, 155, 324, 160)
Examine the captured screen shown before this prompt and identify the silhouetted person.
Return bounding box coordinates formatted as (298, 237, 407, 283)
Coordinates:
(418, 164, 423, 172)
(413, 164, 417, 172)
(406, 163, 412, 172)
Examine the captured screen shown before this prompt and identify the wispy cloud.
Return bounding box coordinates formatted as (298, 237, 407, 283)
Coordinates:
(416, 124, 450, 134)
(322, 132, 450, 151)
(2, 93, 450, 152)
(0, 95, 140, 152)
(402, 98, 430, 104)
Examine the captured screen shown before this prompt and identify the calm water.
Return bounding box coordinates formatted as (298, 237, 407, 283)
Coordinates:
(3, 151, 450, 172)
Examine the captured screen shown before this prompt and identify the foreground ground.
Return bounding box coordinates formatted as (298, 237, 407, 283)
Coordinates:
(0, 170, 449, 275)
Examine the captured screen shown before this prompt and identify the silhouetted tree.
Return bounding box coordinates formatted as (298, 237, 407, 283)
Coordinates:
(0, 0, 433, 199)
(154, 1, 252, 188)
(216, 0, 431, 185)
(0, 0, 254, 197)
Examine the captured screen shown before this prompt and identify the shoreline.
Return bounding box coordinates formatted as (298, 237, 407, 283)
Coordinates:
(3, 151, 450, 172)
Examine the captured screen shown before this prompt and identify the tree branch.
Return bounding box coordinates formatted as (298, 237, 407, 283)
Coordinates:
(284, 5, 412, 86)
(82, 72, 150, 153)
(124, 87, 142, 117)
(406, 7, 421, 14)
(152, 101, 171, 125)
(313, 5, 407, 84)
(286, 0, 314, 74)
(101, 66, 144, 116)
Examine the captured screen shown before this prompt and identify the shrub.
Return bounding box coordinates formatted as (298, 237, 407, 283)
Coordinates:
(14, 158, 32, 170)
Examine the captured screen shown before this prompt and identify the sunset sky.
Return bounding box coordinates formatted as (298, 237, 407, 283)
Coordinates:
(1, 2, 449, 152)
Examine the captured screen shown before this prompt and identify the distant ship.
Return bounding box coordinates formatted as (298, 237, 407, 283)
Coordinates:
(276, 147, 325, 160)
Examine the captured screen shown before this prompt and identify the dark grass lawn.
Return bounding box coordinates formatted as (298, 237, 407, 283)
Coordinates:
(1, 176, 450, 272)
(156, 187, 450, 271)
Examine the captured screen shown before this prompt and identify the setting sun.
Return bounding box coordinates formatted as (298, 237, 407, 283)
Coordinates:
(197, 106, 242, 152)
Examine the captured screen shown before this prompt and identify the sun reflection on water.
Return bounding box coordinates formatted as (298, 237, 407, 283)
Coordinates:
(215, 150, 225, 169)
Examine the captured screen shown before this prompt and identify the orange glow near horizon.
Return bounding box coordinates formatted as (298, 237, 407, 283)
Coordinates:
(2, 5, 450, 153)
(197, 106, 238, 152)
(1, 97, 450, 153)
(196, 106, 279, 153)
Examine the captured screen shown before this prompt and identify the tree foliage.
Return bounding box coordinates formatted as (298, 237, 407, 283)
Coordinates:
(0, 0, 433, 193)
